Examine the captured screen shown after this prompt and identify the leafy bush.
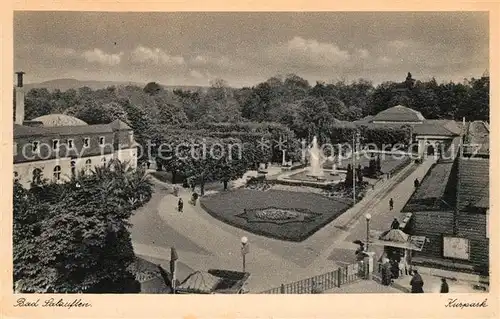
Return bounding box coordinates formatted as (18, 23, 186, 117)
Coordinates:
(13, 160, 153, 293)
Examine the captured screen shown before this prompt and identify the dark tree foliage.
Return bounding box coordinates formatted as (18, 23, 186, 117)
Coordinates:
(143, 82, 163, 95)
(22, 72, 489, 167)
(13, 161, 153, 293)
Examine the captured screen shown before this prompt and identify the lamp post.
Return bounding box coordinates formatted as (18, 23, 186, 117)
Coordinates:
(241, 236, 249, 272)
(365, 213, 371, 251)
(352, 131, 361, 204)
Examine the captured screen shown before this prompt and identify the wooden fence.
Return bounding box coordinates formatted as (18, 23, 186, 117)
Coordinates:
(260, 262, 364, 294)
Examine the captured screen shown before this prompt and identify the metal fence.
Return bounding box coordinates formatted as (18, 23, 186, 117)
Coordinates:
(260, 262, 364, 294)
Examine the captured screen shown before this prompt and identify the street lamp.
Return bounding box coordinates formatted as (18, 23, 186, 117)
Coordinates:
(352, 131, 362, 204)
(241, 236, 249, 272)
(365, 213, 371, 251)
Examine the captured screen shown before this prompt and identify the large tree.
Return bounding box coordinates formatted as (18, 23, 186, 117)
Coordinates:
(65, 101, 129, 124)
(13, 161, 152, 293)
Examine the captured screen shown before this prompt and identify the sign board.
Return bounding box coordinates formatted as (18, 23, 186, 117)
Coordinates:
(443, 237, 470, 260)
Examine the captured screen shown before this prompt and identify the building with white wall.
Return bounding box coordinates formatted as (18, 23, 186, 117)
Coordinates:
(13, 72, 138, 189)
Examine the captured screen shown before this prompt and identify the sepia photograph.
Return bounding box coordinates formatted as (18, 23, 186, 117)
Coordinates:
(10, 10, 491, 300)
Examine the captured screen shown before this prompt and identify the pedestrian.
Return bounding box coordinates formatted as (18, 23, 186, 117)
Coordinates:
(410, 269, 424, 293)
(173, 186, 179, 197)
(192, 192, 199, 206)
(381, 258, 392, 285)
(355, 243, 365, 261)
(390, 259, 400, 279)
(178, 198, 183, 212)
(389, 198, 394, 211)
(414, 178, 420, 188)
(440, 278, 449, 293)
(391, 218, 400, 229)
(146, 160, 151, 169)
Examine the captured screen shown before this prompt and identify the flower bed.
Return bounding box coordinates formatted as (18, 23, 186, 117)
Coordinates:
(200, 189, 351, 242)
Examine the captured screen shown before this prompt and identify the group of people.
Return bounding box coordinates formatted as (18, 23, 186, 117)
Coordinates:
(409, 270, 449, 293)
(174, 186, 199, 212)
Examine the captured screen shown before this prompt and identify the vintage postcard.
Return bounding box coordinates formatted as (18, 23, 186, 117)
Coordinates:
(1, 1, 498, 319)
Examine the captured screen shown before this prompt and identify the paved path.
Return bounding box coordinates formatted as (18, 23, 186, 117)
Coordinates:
(324, 279, 401, 293)
(130, 159, 435, 292)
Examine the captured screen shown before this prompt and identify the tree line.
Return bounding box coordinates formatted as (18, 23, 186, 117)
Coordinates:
(22, 72, 489, 143)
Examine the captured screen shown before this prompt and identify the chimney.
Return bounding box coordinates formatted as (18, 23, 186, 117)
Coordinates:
(14, 72, 25, 125)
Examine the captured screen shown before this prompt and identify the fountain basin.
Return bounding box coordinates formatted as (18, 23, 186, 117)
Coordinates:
(288, 170, 344, 183)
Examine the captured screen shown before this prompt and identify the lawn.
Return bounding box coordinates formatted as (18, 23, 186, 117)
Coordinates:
(200, 189, 351, 242)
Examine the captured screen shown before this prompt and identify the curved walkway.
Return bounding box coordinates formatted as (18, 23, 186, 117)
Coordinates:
(131, 159, 435, 291)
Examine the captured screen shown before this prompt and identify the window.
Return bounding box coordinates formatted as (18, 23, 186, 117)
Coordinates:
(32, 168, 43, 185)
(52, 139, 60, 150)
(99, 136, 105, 146)
(32, 141, 39, 153)
(70, 160, 76, 176)
(85, 159, 92, 175)
(83, 138, 90, 148)
(67, 139, 74, 149)
(53, 165, 61, 181)
(443, 237, 470, 260)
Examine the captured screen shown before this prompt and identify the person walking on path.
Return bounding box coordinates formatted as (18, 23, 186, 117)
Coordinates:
(391, 218, 400, 229)
(410, 269, 424, 293)
(414, 178, 420, 188)
(191, 192, 199, 206)
(177, 198, 184, 212)
(440, 278, 449, 293)
(389, 198, 394, 211)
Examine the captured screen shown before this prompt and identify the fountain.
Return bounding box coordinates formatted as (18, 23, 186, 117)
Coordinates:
(307, 136, 326, 180)
(275, 135, 345, 189)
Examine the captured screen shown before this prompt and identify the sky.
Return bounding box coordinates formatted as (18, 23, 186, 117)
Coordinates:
(14, 11, 489, 87)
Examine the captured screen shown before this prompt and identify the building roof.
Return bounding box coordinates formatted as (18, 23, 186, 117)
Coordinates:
(379, 229, 409, 242)
(177, 271, 220, 293)
(14, 115, 132, 139)
(371, 105, 425, 123)
(32, 114, 88, 127)
(413, 120, 463, 137)
(110, 119, 132, 130)
(464, 121, 489, 156)
(402, 161, 457, 212)
(402, 156, 489, 213)
(13, 124, 51, 137)
(456, 157, 489, 210)
(128, 257, 170, 294)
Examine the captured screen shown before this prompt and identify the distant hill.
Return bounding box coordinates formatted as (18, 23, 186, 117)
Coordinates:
(23, 78, 208, 92)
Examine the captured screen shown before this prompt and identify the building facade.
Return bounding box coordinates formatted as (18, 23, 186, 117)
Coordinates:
(13, 72, 138, 189)
(353, 105, 464, 157)
(402, 136, 489, 276)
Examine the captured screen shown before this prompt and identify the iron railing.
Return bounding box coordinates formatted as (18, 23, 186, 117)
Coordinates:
(260, 262, 364, 294)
